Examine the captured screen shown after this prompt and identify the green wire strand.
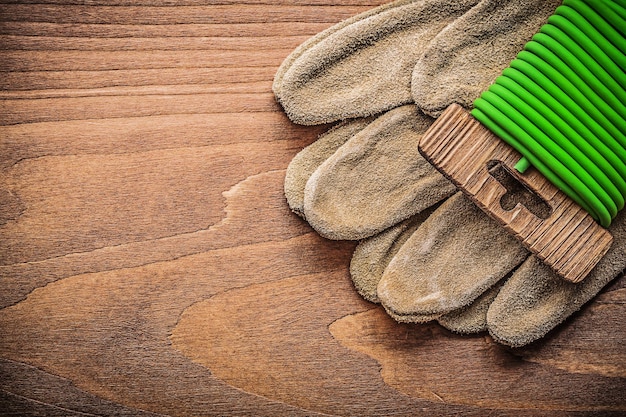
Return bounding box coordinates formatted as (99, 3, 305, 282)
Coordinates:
(575, 0, 626, 37)
(501, 66, 626, 167)
(517, 50, 625, 153)
(547, 13, 626, 87)
(612, 0, 626, 8)
(479, 90, 616, 224)
(471, 0, 626, 227)
(493, 76, 626, 206)
(472, 105, 597, 217)
(524, 35, 626, 133)
(500, 66, 626, 183)
(539, 24, 626, 104)
(490, 81, 623, 212)
(564, 1, 626, 51)
(607, 0, 626, 21)
(528, 31, 626, 151)
(533, 31, 626, 113)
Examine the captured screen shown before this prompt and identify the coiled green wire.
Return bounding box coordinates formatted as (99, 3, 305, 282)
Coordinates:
(471, 0, 626, 227)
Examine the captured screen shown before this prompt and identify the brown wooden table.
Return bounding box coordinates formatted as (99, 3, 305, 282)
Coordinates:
(1, 2, 624, 415)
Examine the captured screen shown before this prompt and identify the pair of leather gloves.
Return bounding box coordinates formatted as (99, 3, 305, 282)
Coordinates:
(274, 0, 626, 347)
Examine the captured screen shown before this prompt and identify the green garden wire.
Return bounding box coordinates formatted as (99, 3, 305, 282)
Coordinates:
(471, 0, 626, 227)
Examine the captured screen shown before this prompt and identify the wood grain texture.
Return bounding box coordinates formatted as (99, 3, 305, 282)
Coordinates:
(0, 2, 624, 416)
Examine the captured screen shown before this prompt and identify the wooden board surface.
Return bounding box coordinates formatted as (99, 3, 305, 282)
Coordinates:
(0, 2, 624, 415)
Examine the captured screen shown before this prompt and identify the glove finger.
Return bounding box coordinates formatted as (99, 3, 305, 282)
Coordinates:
(273, 0, 419, 96)
(384, 308, 441, 324)
(488, 211, 626, 348)
(303, 105, 456, 240)
(377, 192, 528, 318)
(437, 279, 504, 334)
(350, 204, 497, 326)
(351, 200, 511, 333)
(350, 207, 436, 303)
(285, 117, 374, 218)
(274, 0, 481, 125)
(411, 0, 561, 118)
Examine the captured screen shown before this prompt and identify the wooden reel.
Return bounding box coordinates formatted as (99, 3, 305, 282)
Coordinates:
(419, 104, 613, 283)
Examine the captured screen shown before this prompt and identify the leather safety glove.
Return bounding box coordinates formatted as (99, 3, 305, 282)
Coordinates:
(278, 0, 482, 239)
(274, 0, 626, 347)
(277, 0, 558, 241)
(352, 200, 626, 346)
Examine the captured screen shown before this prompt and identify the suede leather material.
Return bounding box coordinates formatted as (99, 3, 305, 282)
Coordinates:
(303, 105, 455, 240)
(488, 211, 626, 347)
(377, 192, 528, 318)
(351, 209, 434, 303)
(412, 0, 561, 117)
(274, 0, 480, 125)
(351, 204, 505, 329)
(437, 281, 504, 334)
(284, 118, 373, 218)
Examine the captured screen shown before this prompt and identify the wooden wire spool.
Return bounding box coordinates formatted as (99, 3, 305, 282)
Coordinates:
(419, 104, 613, 283)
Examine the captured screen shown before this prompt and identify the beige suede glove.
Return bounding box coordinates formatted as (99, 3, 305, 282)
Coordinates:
(277, 0, 557, 241)
(274, 0, 625, 347)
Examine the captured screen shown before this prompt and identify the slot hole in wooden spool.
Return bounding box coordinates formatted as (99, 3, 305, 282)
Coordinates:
(487, 160, 553, 220)
(419, 104, 613, 282)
